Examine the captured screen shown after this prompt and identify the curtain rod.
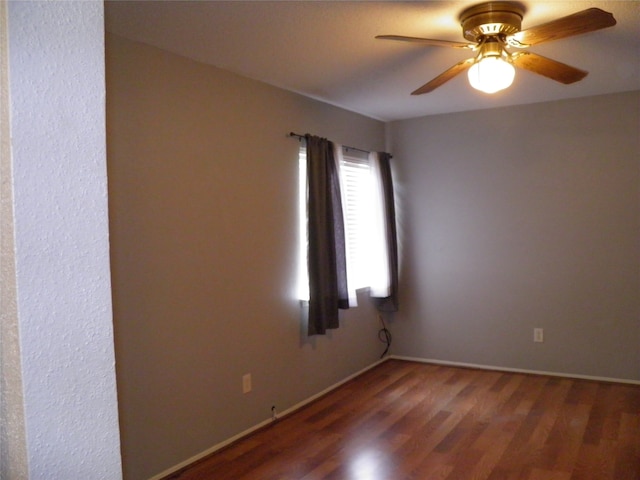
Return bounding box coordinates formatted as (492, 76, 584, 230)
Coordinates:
(289, 132, 391, 158)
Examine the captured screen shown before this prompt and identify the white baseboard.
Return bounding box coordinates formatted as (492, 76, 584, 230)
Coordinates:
(147, 357, 389, 480)
(390, 355, 640, 385)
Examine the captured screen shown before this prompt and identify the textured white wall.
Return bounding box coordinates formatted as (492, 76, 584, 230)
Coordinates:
(8, 2, 122, 478)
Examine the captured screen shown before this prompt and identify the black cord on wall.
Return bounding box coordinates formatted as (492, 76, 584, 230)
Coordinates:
(378, 314, 392, 358)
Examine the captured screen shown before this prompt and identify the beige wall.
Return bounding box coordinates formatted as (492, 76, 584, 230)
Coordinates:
(388, 91, 640, 381)
(106, 34, 386, 480)
(107, 30, 639, 480)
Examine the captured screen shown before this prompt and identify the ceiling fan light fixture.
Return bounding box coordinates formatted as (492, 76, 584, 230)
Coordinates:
(467, 39, 514, 94)
(468, 55, 515, 93)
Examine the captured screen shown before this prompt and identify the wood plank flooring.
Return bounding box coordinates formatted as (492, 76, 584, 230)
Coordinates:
(165, 360, 640, 480)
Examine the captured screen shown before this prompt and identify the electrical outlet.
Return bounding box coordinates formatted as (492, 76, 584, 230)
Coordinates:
(242, 374, 252, 393)
(534, 328, 544, 343)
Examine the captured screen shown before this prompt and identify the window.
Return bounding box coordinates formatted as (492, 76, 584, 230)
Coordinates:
(339, 149, 375, 292)
(298, 143, 390, 305)
(297, 145, 309, 302)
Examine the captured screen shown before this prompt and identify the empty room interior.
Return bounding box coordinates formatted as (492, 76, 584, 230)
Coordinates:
(2, 1, 639, 479)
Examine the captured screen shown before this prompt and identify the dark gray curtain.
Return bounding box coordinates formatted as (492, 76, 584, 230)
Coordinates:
(305, 134, 350, 335)
(373, 152, 399, 312)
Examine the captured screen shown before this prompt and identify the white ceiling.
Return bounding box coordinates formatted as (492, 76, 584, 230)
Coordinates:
(105, 1, 640, 121)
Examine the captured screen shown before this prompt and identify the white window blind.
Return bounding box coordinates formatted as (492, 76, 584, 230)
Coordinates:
(297, 145, 309, 302)
(339, 150, 374, 292)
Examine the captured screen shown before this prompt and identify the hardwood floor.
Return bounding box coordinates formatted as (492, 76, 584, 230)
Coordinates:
(165, 360, 640, 480)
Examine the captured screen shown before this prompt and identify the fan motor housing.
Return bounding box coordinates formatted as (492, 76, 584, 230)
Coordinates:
(460, 2, 524, 41)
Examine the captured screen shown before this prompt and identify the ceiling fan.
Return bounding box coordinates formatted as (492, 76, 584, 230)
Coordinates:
(376, 2, 616, 95)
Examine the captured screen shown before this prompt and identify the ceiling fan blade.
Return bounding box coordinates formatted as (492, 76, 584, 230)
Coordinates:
(512, 51, 587, 84)
(508, 8, 616, 47)
(376, 35, 476, 50)
(411, 58, 474, 95)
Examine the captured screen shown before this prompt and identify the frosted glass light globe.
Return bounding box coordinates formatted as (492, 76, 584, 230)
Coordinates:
(468, 56, 515, 94)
